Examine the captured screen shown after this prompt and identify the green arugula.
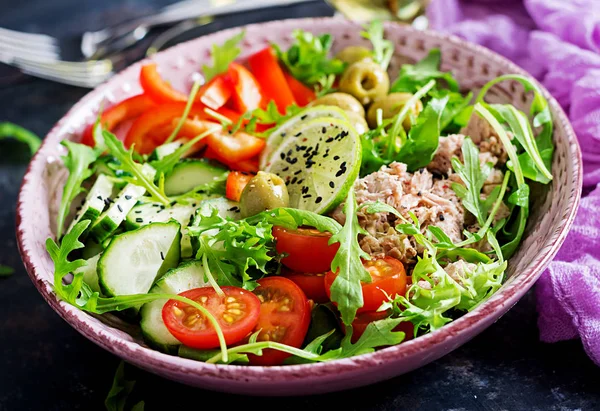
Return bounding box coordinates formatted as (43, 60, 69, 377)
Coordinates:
(431, 89, 474, 133)
(102, 131, 169, 206)
(202, 30, 245, 82)
(163, 80, 203, 144)
(328, 190, 371, 325)
(390, 49, 459, 93)
(0, 265, 14, 277)
(274, 30, 346, 86)
(0, 122, 41, 155)
(56, 141, 98, 238)
(246, 207, 342, 234)
(248, 101, 303, 135)
(105, 362, 144, 411)
(361, 20, 394, 70)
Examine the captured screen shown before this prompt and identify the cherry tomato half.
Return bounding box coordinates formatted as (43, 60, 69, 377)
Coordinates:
(282, 268, 328, 303)
(345, 310, 414, 344)
(273, 226, 339, 273)
(248, 276, 311, 365)
(162, 286, 261, 350)
(325, 256, 407, 314)
(226, 171, 255, 202)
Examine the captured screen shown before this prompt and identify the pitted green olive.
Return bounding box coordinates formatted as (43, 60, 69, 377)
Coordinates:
(239, 171, 289, 218)
(339, 59, 390, 105)
(310, 92, 365, 117)
(346, 112, 369, 135)
(335, 46, 372, 65)
(366, 92, 423, 129)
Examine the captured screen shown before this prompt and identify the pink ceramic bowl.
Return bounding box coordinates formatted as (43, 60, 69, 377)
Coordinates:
(16, 18, 582, 396)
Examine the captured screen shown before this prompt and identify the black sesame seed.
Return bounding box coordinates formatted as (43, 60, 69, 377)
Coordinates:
(334, 155, 340, 160)
(228, 206, 237, 211)
(282, 166, 289, 172)
(301, 186, 309, 194)
(192, 203, 197, 207)
(280, 152, 285, 160)
(280, 132, 286, 137)
(75, 206, 82, 211)
(322, 127, 327, 134)
(439, 214, 445, 221)
(117, 205, 123, 212)
(291, 177, 298, 184)
(325, 137, 334, 143)
(329, 181, 335, 188)
(297, 179, 304, 185)
(302, 194, 312, 198)
(160, 251, 165, 261)
(294, 169, 302, 175)
(315, 196, 322, 204)
(135, 210, 142, 214)
(170, 201, 177, 207)
(136, 218, 143, 223)
(125, 195, 132, 200)
(417, 191, 422, 196)
(294, 132, 302, 137)
(301, 115, 308, 120)
(97, 196, 103, 201)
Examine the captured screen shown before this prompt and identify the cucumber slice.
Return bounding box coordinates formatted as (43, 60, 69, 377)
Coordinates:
(73, 254, 101, 293)
(264, 117, 361, 214)
(259, 105, 349, 170)
(98, 221, 181, 298)
(149, 142, 182, 161)
(195, 197, 242, 221)
(90, 164, 156, 243)
(164, 159, 228, 196)
(82, 239, 104, 259)
(140, 260, 209, 352)
(66, 174, 114, 235)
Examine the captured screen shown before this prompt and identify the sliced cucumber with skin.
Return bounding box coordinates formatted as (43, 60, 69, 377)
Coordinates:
(73, 254, 101, 293)
(98, 221, 181, 298)
(140, 260, 209, 352)
(82, 239, 104, 259)
(264, 117, 361, 214)
(149, 142, 182, 161)
(190, 197, 242, 256)
(90, 164, 156, 243)
(259, 105, 349, 170)
(164, 159, 228, 196)
(67, 174, 114, 235)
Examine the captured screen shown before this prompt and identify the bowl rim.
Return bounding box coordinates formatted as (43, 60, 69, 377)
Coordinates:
(16, 17, 582, 383)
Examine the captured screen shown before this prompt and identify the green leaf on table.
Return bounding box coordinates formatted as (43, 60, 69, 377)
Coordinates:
(105, 361, 144, 411)
(202, 30, 245, 82)
(390, 49, 459, 93)
(0, 122, 41, 155)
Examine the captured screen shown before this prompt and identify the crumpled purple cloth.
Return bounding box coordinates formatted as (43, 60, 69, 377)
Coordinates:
(427, 0, 600, 364)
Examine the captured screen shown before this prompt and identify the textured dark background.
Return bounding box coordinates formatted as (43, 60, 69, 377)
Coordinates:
(1, 1, 599, 410)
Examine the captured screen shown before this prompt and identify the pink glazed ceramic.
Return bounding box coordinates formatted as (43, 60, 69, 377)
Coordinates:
(16, 17, 581, 396)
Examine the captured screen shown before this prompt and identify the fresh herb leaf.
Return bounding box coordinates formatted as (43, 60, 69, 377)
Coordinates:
(246, 207, 342, 234)
(249, 101, 302, 135)
(390, 49, 459, 93)
(360, 20, 394, 70)
(202, 30, 245, 82)
(105, 361, 144, 411)
(102, 131, 169, 206)
(431, 89, 473, 133)
(0, 265, 14, 277)
(164, 80, 203, 144)
(56, 141, 98, 237)
(454, 259, 506, 311)
(315, 73, 337, 97)
(274, 30, 346, 86)
(0, 122, 41, 155)
(328, 190, 371, 325)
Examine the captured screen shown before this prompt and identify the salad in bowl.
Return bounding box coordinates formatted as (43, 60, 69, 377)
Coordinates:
(45, 20, 555, 368)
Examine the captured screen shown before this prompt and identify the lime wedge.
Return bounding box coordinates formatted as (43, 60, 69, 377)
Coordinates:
(259, 105, 349, 170)
(264, 117, 361, 214)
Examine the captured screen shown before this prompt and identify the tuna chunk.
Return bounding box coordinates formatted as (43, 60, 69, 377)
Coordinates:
(461, 114, 508, 164)
(427, 134, 464, 175)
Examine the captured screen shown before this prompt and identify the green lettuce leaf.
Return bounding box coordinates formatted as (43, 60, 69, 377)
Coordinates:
(390, 49, 459, 93)
(202, 30, 245, 82)
(360, 20, 394, 70)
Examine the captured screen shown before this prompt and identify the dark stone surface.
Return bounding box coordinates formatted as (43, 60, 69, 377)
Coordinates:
(1, 1, 599, 410)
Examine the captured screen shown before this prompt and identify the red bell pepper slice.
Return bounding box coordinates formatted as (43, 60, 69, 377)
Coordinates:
(283, 71, 315, 107)
(140, 63, 188, 103)
(206, 128, 265, 163)
(81, 94, 157, 146)
(225, 171, 256, 202)
(227, 62, 265, 113)
(205, 147, 259, 173)
(198, 75, 233, 110)
(248, 47, 296, 113)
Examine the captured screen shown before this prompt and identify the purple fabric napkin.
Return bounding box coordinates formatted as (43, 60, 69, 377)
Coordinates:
(427, 0, 600, 364)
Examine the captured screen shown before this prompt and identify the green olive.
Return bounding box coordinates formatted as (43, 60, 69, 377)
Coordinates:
(335, 46, 372, 65)
(239, 171, 289, 218)
(366, 92, 423, 129)
(339, 59, 390, 105)
(310, 92, 365, 117)
(346, 112, 369, 135)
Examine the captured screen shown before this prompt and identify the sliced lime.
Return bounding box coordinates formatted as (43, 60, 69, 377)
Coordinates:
(264, 117, 361, 214)
(259, 105, 349, 170)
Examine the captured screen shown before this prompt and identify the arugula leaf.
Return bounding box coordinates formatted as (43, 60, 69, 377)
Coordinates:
(105, 362, 144, 411)
(102, 131, 169, 206)
(0, 265, 14, 277)
(0, 122, 41, 155)
(274, 30, 346, 86)
(390, 49, 459, 93)
(164, 80, 203, 144)
(328, 190, 371, 325)
(246, 207, 342, 234)
(202, 30, 245, 82)
(248, 101, 302, 135)
(431, 89, 473, 133)
(360, 20, 393, 70)
(395, 93, 449, 170)
(451, 137, 492, 225)
(56, 141, 98, 237)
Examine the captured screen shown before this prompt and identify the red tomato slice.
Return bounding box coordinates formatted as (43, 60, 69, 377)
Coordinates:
(140, 63, 188, 103)
(346, 310, 414, 344)
(227, 62, 265, 113)
(273, 226, 339, 273)
(249, 276, 311, 365)
(204, 147, 260, 173)
(281, 268, 328, 303)
(206, 129, 265, 163)
(248, 47, 296, 113)
(198, 75, 233, 110)
(81, 94, 157, 146)
(283, 71, 315, 107)
(226, 171, 255, 202)
(162, 286, 260, 350)
(325, 257, 407, 314)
